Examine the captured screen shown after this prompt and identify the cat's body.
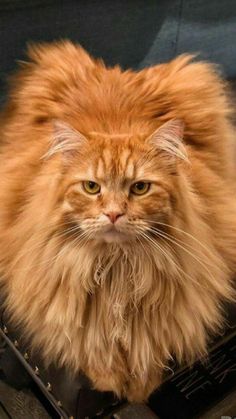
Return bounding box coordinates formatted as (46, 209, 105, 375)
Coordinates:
(0, 41, 236, 401)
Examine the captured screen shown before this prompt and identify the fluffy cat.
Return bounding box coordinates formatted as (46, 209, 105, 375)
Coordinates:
(0, 41, 236, 401)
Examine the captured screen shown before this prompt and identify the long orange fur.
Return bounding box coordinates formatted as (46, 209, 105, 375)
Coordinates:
(0, 41, 236, 401)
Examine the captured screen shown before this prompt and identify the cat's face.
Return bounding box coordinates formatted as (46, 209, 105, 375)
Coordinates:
(53, 120, 185, 244)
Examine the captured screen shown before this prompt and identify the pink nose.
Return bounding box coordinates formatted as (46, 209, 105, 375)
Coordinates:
(104, 212, 124, 224)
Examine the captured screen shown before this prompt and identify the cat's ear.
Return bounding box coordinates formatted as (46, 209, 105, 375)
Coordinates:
(147, 119, 188, 162)
(43, 120, 88, 160)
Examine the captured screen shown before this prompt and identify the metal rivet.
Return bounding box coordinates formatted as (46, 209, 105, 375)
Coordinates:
(34, 366, 39, 375)
(14, 340, 19, 347)
(24, 352, 29, 360)
(3, 326, 8, 334)
(57, 400, 62, 407)
(46, 382, 52, 391)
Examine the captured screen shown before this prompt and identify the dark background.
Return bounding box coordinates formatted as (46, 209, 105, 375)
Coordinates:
(0, 0, 236, 102)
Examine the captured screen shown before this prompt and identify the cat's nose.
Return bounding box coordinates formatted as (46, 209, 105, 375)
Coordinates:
(104, 212, 124, 224)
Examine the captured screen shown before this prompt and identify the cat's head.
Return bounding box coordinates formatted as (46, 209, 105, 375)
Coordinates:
(46, 119, 187, 245)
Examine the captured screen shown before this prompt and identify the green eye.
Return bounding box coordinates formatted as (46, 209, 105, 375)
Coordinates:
(130, 182, 150, 195)
(83, 181, 101, 194)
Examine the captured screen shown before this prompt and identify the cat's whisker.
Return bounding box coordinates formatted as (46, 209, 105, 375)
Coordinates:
(139, 219, 221, 279)
(135, 235, 153, 266)
(9, 225, 82, 264)
(38, 231, 91, 270)
(72, 230, 95, 249)
(142, 219, 217, 260)
(51, 230, 94, 274)
(145, 224, 217, 271)
(29, 233, 92, 277)
(8, 227, 90, 274)
(37, 228, 96, 271)
(137, 229, 181, 276)
(146, 226, 218, 284)
(137, 229, 203, 288)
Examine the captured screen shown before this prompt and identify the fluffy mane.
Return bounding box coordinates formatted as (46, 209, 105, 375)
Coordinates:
(0, 41, 236, 401)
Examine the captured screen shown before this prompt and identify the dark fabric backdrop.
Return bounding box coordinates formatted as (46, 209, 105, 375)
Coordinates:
(0, 0, 236, 101)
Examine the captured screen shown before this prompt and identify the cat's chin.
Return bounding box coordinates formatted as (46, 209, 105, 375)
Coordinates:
(96, 230, 132, 244)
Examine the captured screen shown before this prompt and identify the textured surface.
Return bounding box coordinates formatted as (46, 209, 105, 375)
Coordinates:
(0, 380, 50, 419)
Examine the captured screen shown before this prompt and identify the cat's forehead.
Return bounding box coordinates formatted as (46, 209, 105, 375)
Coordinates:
(62, 127, 178, 193)
(96, 146, 137, 180)
(78, 136, 150, 181)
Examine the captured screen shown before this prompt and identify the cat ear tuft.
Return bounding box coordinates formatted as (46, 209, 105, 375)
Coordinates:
(43, 120, 88, 160)
(148, 119, 188, 162)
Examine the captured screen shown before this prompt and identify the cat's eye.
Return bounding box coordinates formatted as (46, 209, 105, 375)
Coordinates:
(130, 182, 150, 195)
(83, 181, 101, 194)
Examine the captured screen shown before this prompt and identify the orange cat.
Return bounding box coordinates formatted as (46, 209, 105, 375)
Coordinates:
(0, 41, 236, 401)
